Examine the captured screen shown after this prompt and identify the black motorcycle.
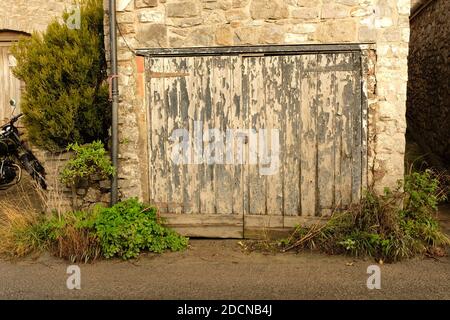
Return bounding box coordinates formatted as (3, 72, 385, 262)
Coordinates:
(0, 99, 46, 190)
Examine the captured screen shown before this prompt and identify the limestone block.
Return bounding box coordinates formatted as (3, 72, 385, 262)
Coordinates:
(225, 8, 249, 22)
(290, 7, 320, 19)
(135, 0, 158, 8)
(232, 0, 250, 8)
(84, 188, 102, 203)
(286, 0, 317, 7)
(321, 3, 350, 19)
(204, 11, 227, 24)
(186, 27, 216, 46)
(290, 23, 317, 34)
(234, 26, 259, 44)
(336, 0, 360, 5)
(316, 20, 357, 42)
(350, 7, 373, 17)
(203, 0, 233, 10)
(137, 23, 167, 47)
(397, 0, 410, 15)
(284, 33, 309, 43)
(250, 0, 289, 20)
(166, 1, 200, 18)
(138, 10, 164, 23)
(168, 17, 204, 27)
(260, 25, 285, 43)
(215, 26, 234, 45)
(358, 26, 376, 42)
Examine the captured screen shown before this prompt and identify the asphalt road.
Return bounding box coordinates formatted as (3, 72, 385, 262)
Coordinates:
(0, 239, 449, 300)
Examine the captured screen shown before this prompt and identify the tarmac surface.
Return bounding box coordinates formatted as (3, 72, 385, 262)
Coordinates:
(0, 238, 449, 300)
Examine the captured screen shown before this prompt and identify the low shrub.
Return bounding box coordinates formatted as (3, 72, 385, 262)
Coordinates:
(60, 141, 115, 210)
(93, 199, 189, 259)
(282, 170, 450, 262)
(60, 141, 115, 186)
(0, 198, 188, 262)
(11, 0, 110, 150)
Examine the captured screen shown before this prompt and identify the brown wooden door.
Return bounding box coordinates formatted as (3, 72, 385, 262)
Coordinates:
(146, 51, 365, 238)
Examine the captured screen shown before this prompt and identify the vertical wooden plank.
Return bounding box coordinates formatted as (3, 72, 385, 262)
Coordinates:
(316, 54, 336, 216)
(336, 53, 354, 207)
(263, 56, 283, 216)
(177, 57, 196, 214)
(333, 59, 343, 209)
(8, 51, 21, 115)
(352, 52, 363, 203)
(282, 55, 301, 218)
(230, 55, 245, 215)
(182, 56, 201, 214)
(213, 56, 233, 215)
(241, 56, 250, 217)
(165, 57, 184, 214)
(149, 57, 169, 213)
(0, 47, 5, 122)
(245, 57, 266, 215)
(299, 54, 318, 217)
(360, 52, 369, 192)
(1, 47, 10, 123)
(198, 57, 215, 215)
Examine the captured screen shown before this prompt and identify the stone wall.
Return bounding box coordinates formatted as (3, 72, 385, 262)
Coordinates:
(0, 0, 74, 33)
(107, 0, 411, 198)
(33, 149, 111, 213)
(407, 0, 449, 167)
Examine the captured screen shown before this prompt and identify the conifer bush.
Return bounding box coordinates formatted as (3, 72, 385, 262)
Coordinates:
(11, 0, 110, 150)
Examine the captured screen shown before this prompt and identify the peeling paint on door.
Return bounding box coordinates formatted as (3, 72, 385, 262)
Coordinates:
(146, 50, 366, 238)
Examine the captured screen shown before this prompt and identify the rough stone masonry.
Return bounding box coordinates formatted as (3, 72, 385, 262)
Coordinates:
(105, 0, 411, 200)
(407, 0, 449, 167)
(1, 0, 412, 209)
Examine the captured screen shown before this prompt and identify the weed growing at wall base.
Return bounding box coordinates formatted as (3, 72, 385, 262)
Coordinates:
(93, 198, 188, 259)
(0, 198, 188, 262)
(281, 170, 449, 262)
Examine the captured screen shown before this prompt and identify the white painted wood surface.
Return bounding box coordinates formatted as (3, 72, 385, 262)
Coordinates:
(146, 52, 365, 237)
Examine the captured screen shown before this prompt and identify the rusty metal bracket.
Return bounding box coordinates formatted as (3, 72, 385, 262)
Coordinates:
(107, 74, 119, 101)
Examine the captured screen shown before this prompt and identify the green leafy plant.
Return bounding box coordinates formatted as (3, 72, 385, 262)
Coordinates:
(60, 141, 114, 210)
(1, 198, 188, 262)
(60, 141, 115, 186)
(11, 0, 110, 150)
(93, 199, 189, 259)
(281, 170, 450, 262)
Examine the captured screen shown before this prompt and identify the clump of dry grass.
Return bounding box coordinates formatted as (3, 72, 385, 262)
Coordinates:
(46, 211, 102, 263)
(50, 225, 101, 263)
(0, 198, 102, 262)
(0, 173, 101, 262)
(0, 199, 47, 258)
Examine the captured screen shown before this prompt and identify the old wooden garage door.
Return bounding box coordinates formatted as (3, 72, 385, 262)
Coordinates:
(145, 47, 367, 238)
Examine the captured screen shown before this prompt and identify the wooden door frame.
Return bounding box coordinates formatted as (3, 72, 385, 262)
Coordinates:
(0, 30, 29, 124)
(142, 44, 372, 238)
(0, 30, 29, 42)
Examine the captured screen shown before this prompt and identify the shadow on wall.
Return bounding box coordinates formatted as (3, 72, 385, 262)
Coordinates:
(406, 0, 450, 170)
